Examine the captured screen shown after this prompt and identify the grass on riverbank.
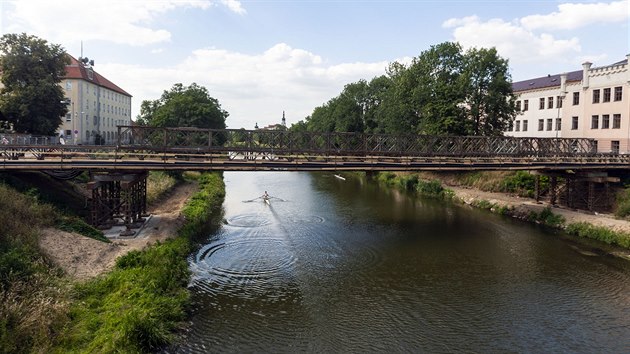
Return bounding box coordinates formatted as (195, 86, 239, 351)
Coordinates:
(0, 183, 70, 353)
(54, 172, 225, 353)
(374, 171, 630, 251)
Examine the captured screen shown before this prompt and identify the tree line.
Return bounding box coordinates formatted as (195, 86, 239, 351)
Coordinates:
(290, 42, 517, 137)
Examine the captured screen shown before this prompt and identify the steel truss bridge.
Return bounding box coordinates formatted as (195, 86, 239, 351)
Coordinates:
(1, 126, 630, 171)
(2, 126, 628, 235)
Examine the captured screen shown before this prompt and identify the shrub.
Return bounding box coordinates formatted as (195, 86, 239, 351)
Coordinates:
(614, 188, 630, 218)
(56, 216, 109, 243)
(566, 222, 630, 249)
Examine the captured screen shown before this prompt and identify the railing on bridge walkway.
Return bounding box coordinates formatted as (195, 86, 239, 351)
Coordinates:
(116, 126, 597, 157)
(3, 126, 630, 172)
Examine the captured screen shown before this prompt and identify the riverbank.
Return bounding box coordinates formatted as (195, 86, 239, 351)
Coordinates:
(39, 180, 198, 280)
(445, 180, 630, 260)
(369, 171, 630, 260)
(51, 172, 225, 352)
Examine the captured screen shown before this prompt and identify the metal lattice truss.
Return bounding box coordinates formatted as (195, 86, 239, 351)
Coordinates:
(2, 126, 630, 172)
(116, 126, 597, 157)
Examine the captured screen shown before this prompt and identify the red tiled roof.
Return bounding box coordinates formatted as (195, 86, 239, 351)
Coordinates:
(63, 55, 131, 97)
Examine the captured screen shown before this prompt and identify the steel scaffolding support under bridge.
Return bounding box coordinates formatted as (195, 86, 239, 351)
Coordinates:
(87, 171, 148, 236)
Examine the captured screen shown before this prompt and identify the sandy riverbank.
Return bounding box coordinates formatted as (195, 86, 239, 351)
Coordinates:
(39, 181, 198, 280)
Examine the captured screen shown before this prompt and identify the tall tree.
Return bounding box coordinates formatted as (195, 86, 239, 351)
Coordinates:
(461, 47, 516, 135)
(137, 83, 228, 129)
(0, 33, 69, 135)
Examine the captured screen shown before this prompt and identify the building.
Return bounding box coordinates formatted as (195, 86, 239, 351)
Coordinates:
(60, 55, 132, 144)
(507, 55, 630, 153)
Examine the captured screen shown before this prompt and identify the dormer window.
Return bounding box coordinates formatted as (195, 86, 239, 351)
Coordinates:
(87, 68, 93, 80)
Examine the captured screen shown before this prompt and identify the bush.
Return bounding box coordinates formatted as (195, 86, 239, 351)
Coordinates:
(500, 171, 547, 197)
(614, 188, 630, 218)
(566, 222, 630, 249)
(56, 216, 109, 243)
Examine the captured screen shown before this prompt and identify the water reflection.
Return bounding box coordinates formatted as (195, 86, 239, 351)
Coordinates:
(173, 172, 630, 353)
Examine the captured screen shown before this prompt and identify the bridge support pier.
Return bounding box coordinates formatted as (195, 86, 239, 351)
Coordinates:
(88, 171, 148, 237)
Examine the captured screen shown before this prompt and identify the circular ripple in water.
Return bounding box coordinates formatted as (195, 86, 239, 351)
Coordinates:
(287, 215, 325, 224)
(226, 213, 271, 228)
(191, 238, 298, 298)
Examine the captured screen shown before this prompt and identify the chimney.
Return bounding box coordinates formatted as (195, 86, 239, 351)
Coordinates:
(582, 61, 592, 90)
(560, 72, 568, 95)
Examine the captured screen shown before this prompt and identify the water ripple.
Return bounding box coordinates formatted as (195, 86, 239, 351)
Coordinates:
(225, 213, 271, 228)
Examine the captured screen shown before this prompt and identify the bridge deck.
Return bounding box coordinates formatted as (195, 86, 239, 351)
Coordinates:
(1, 126, 628, 171)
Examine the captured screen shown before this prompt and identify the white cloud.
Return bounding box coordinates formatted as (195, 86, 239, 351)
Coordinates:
(442, 1, 628, 77)
(97, 43, 390, 129)
(444, 16, 581, 64)
(3, 0, 244, 46)
(220, 0, 246, 15)
(521, 1, 629, 31)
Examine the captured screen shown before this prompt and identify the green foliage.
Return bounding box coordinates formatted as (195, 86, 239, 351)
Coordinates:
(500, 171, 547, 197)
(614, 187, 630, 218)
(375, 172, 453, 200)
(416, 179, 451, 199)
(147, 171, 179, 205)
(293, 41, 516, 136)
(137, 83, 228, 130)
(0, 184, 68, 352)
(527, 207, 565, 227)
(56, 216, 109, 243)
(55, 172, 226, 352)
(565, 222, 630, 249)
(0, 33, 69, 135)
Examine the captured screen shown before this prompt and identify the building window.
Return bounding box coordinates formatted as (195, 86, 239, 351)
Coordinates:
(591, 115, 599, 129)
(515, 120, 520, 131)
(65, 113, 72, 122)
(523, 120, 528, 132)
(602, 114, 610, 129)
(603, 88, 611, 102)
(572, 116, 578, 130)
(65, 81, 72, 90)
(614, 86, 622, 101)
(555, 118, 561, 131)
(516, 100, 521, 111)
(592, 140, 598, 153)
(612, 141, 620, 154)
(593, 89, 600, 103)
(557, 96, 563, 108)
(573, 92, 579, 105)
(547, 97, 553, 109)
(539, 98, 545, 110)
(546, 118, 553, 131)
(523, 100, 529, 111)
(538, 119, 544, 131)
(613, 114, 621, 129)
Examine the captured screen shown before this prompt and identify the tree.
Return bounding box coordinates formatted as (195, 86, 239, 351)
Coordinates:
(0, 33, 69, 135)
(461, 47, 517, 135)
(137, 83, 228, 130)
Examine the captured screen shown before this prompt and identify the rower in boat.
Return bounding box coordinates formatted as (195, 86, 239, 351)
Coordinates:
(262, 191, 270, 204)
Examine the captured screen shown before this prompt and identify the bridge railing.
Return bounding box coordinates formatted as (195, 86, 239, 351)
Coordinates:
(0, 133, 58, 146)
(116, 126, 596, 158)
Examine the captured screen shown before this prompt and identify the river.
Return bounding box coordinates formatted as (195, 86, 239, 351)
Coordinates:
(174, 171, 630, 353)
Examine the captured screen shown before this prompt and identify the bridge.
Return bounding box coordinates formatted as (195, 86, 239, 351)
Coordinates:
(2, 126, 627, 234)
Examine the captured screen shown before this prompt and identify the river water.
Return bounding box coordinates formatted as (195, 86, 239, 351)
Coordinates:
(175, 172, 630, 353)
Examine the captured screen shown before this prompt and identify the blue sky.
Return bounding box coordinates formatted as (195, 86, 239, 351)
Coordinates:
(1, 0, 628, 129)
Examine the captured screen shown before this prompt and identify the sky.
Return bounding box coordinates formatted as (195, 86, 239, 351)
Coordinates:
(1, 0, 628, 129)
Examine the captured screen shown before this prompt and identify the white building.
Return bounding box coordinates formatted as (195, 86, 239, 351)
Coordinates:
(60, 55, 132, 144)
(507, 55, 630, 153)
